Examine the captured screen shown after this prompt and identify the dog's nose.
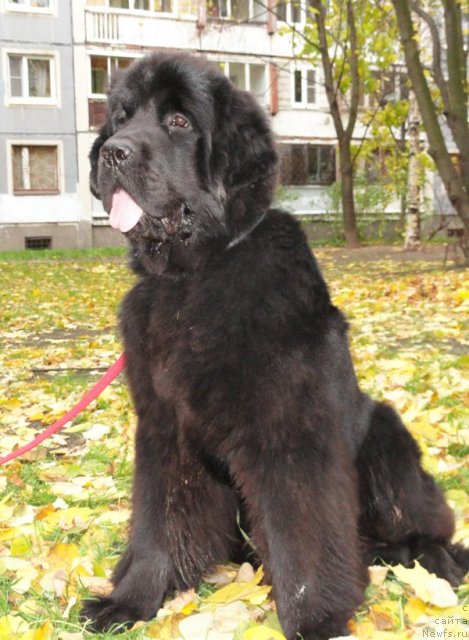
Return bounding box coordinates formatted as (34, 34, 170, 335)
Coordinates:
(101, 141, 134, 167)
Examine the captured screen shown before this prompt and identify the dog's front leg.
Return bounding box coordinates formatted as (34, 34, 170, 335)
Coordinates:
(81, 410, 175, 633)
(230, 437, 367, 640)
(82, 397, 180, 632)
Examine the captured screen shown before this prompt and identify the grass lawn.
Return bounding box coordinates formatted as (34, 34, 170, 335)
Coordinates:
(0, 247, 467, 639)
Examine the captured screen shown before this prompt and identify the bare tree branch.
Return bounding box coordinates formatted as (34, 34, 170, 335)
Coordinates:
(345, 0, 360, 138)
(410, 1, 451, 114)
(310, 0, 346, 138)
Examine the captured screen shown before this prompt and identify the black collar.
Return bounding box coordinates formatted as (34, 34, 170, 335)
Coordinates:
(226, 211, 267, 250)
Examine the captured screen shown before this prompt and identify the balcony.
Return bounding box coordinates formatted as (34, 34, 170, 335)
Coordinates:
(84, 6, 290, 57)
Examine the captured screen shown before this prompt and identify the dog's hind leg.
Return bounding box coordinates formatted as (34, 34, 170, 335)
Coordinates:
(357, 401, 469, 586)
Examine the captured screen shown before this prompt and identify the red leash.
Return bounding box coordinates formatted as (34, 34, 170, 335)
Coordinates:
(0, 353, 126, 465)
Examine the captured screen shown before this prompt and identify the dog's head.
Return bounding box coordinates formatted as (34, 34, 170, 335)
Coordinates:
(90, 52, 278, 275)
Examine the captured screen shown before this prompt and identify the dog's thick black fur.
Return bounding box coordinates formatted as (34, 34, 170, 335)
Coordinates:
(82, 52, 468, 639)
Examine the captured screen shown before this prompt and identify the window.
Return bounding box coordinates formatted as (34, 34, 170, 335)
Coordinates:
(220, 62, 267, 106)
(229, 62, 247, 88)
(364, 148, 391, 183)
(294, 70, 302, 103)
(11, 145, 59, 195)
(89, 56, 136, 128)
(87, 0, 173, 10)
(276, 0, 302, 23)
(231, 0, 249, 19)
(90, 55, 135, 96)
(209, 0, 227, 17)
(366, 68, 408, 108)
(7, 53, 56, 104)
(91, 56, 107, 95)
(208, 0, 263, 20)
(6, 0, 53, 13)
(25, 237, 52, 249)
(249, 65, 267, 104)
(293, 67, 316, 106)
(279, 144, 336, 186)
(153, 0, 172, 9)
(306, 70, 315, 103)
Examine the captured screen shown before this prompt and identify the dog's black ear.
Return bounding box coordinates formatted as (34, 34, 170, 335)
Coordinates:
(89, 121, 111, 199)
(210, 77, 278, 222)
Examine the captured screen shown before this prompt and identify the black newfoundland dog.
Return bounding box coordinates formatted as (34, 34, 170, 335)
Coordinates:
(82, 52, 468, 638)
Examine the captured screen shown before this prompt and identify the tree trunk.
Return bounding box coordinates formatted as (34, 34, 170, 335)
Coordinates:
(310, 0, 361, 248)
(442, 0, 469, 189)
(398, 121, 408, 225)
(404, 90, 421, 250)
(339, 139, 361, 247)
(392, 0, 469, 259)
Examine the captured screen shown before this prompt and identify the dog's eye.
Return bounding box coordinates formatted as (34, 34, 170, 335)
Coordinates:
(114, 111, 127, 128)
(170, 114, 189, 128)
(115, 106, 133, 128)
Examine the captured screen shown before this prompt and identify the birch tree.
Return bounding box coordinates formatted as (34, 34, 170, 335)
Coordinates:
(392, 0, 469, 258)
(404, 90, 422, 250)
(304, 0, 400, 247)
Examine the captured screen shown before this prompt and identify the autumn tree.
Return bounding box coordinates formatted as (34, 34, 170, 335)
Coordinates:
(307, 0, 360, 246)
(391, 0, 469, 257)
(304, 0, 401, 247)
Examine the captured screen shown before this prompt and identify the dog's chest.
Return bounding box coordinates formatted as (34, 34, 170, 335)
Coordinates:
(124, 274, 241, 394)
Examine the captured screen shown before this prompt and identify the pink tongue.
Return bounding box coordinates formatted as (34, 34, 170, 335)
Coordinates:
(110, 189, 143, 233)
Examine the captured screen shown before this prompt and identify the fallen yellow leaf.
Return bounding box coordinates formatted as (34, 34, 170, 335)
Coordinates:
(32, 620, 53, 640)
(47, 543, 80, 571)
(205, 581, 271, 606)
(392, 561, 458, 607)
(205, 564, 271, 606)
(368, 565, 389, 587)
(404, 596, 427, 624)
(243, 625, 286, 640)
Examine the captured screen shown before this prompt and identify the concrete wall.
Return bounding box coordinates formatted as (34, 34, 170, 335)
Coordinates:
(0, 221, 91, 251)
(0, 1, 89, 250)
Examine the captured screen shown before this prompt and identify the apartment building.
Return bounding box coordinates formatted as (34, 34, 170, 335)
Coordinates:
(0, 0, 90, 250)
(0, 0, 347, 249)
(75, 0, 346, 246)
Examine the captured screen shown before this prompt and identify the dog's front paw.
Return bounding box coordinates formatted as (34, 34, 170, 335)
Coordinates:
(80, 596, 142, 634)
(412, 540, 468, 588)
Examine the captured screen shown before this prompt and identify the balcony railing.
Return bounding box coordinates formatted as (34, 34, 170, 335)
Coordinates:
(89, 11, 119, 42)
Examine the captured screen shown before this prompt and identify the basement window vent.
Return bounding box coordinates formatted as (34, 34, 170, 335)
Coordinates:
(25, 236, 52, 250)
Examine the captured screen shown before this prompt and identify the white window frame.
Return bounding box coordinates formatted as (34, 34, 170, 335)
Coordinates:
(88, 53, 140, 99)
(291, 64, 317, 107)
(4, 0, 56, 15)
(96, 0, 176, 15)
(209, 0, 263, 21)
(6, 139, 64, 196)
(276, 0, 305, 25)
(220, 61, 268, 106)
(279, 142, 336, 186)
(3, 49, 60, 107)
